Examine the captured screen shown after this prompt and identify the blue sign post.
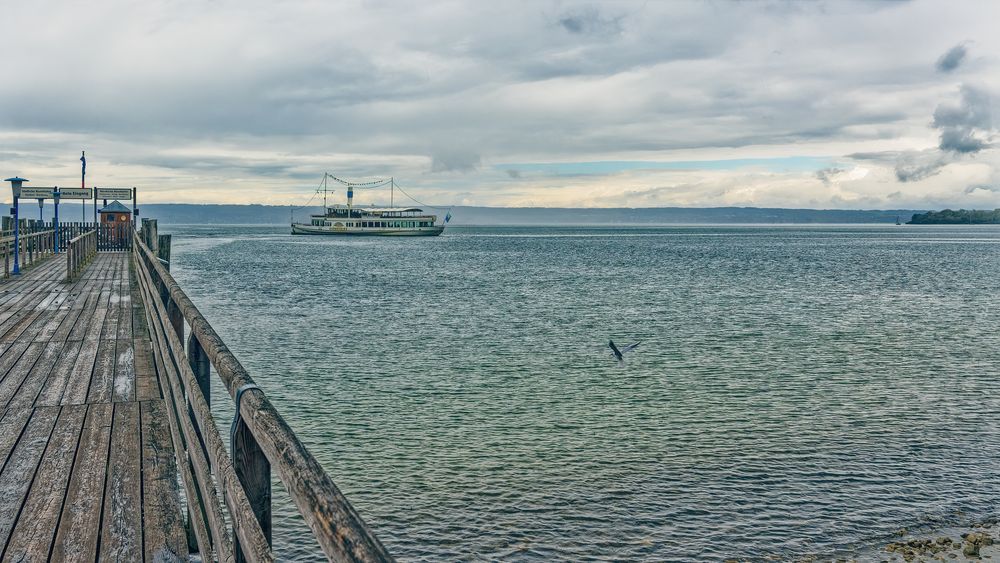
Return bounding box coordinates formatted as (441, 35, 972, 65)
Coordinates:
(4, 177, 27, 275)
(53, 187, 60, 253)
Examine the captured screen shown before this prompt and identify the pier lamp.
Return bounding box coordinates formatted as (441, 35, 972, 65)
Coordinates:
(4, 177, 27, 275)
(53, 187, 60, 253)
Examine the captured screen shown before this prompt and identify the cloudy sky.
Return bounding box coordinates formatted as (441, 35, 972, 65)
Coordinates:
(2, 0, 998, 208)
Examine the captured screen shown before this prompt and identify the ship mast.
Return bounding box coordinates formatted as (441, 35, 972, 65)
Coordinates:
(390, 177, 394, 208)
(322, 173, 328, 210)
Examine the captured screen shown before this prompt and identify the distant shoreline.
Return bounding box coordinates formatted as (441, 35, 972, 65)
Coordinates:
(14, 202, 928, 225)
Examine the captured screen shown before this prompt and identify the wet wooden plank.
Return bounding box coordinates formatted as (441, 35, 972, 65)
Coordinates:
(0, 407, 59, 551)
(134, 338, 159, 401)
(0, 408, 32, 471)
(86, 339, 116, 404)
(5, 340, 63, 410)
(98, 402, 142, 562)
(35, 340, 83, 407)
(140, 400, 187, 562)
(0, 342, 46, 409)
(2, 405, 88, 562)
(112, 340, 135, 403)
(0, 292, 50, 342)
(51, 403, 112, 562)
(0, 342, 30, 388)
(100, 305, 121, 341)
(82, 308, 108, 342)
(60, 338, 98, 406)
(48, 304, 85, 343)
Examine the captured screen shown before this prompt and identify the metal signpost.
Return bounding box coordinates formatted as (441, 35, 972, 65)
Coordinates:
(58, 187, 92, 199)
(21, 187, 58, 253)
(96, 187, 134, 200)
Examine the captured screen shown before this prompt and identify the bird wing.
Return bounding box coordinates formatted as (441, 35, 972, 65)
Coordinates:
(620, 342, 640, 353)
(608, 340, 623, 360)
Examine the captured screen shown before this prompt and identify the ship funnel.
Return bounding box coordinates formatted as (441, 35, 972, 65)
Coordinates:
(347, 186, 353, 209)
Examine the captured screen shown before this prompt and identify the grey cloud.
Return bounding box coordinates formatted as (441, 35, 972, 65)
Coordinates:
(873, 84, 998, 182)
(816, 167, 844, 186)
(506, 169, 522, 178)
(894, 154, 947, 182)
(431, 150, 481, 173)
(936, 43, 968, 73)
(557, 7, 623, 35)
(939, 128, 986, 153)
(964, 184, 1000, 193)
(932, 84, 994, 154)
(847, 151, 903, 161)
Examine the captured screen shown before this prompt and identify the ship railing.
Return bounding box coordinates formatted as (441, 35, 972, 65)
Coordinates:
(131, 226, 394, 562)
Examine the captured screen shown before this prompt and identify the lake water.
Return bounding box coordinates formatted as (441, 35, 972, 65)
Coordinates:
(165, 224, 1000, 561)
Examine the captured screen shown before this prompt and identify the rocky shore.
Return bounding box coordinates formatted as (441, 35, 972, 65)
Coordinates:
(720, 520, 1000, 562)
(869, 520, 997, 562)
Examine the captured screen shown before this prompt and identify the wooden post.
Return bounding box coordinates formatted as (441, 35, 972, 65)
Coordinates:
(185, 332, 212, 552)
(233, 419, 272, 562)
(147, 219, 159, 254)
(157, 235, 183, 341)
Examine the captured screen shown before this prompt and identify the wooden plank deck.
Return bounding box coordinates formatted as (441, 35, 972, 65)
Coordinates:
(0, 252, 187, 562)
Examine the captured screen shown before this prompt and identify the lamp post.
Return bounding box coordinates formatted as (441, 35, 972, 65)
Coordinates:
(53, 187, 60, 253)
(5, 177, 27, 275)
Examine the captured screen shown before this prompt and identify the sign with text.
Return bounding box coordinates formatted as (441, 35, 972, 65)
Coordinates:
(96, 187, 133, 200)
(57, 188, 93, 199)
(19, 187, 56, 199)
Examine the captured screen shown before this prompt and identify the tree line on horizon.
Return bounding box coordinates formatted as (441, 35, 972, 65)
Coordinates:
(908, 209, 1000, 224)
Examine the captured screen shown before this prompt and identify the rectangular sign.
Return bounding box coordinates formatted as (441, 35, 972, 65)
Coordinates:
(96, 187, 133, 200)
(57, 188, 93, 199)
(19, 187, 56, 199)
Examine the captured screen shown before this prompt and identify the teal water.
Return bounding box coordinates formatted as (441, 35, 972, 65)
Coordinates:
(167, 225, 1000, 561)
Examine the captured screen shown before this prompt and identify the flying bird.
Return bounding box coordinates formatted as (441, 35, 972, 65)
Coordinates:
(608, 340, 639, 361)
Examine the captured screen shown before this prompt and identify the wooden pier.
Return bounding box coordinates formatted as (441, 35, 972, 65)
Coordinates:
(0, 223, 393, 562)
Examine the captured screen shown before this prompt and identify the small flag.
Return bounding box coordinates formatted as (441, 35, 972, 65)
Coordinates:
(80, 152, 86, 174)
(445, 211, 452, 223)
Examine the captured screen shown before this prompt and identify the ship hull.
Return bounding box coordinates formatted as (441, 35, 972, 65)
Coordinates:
(291, 223, 444, 236)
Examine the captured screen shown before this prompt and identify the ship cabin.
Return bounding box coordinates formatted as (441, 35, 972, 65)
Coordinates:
(308, 207, 438, 229)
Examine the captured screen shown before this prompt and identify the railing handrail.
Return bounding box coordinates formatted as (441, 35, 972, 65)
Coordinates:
(0, 228, 55, 244)
(132, 231, 394, 562)
(66, 229, 97, 282)
(68, 229, 94, 245)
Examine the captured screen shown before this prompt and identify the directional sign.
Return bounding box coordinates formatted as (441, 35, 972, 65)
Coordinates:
(96, 187, 133, 200)
(19, 187, 56, 199)
(58, 188, 92, 199)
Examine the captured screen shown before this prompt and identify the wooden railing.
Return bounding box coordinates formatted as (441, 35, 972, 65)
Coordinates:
(66, 230, 97, 282)
(0, 229, 57, 278)
(132, 230, 394, 563)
